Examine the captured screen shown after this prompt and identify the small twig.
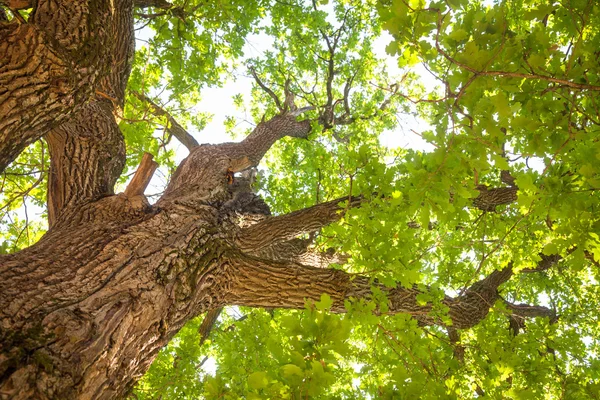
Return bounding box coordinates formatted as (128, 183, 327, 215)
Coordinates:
(132, 90, 199, 150)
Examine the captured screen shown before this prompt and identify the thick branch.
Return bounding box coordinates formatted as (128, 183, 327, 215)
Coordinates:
(0, 0, 31, 9)
(242, 237, 346, 268)
(505, 302, 556, 320)
(472, 185, 518, 211)
(163, 114, 312, 200)
(236, 195, 362, 251)
(132, 90, 199, 150)
(224, 256, 532, 330)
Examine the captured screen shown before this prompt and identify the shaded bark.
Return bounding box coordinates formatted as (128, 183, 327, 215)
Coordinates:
(0, 195, 228, 399)
(0, 0, 130, 171)
(45, 100, 126, 226)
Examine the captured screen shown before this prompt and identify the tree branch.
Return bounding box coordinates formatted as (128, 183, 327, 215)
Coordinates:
(224, 258, 542, 330)
(472, 185, 518, 212)
(250, 67, 283, 112)
(162, 113, 312, 200)
(124, 152, 159, 197)
(132, 90, 200, 150)
(0, 0, 31, 9)
(236, 195, 362, 251)
(433, 12, 600, 92)
(133, 0, 186, 20)
(198, 308, 223, 346)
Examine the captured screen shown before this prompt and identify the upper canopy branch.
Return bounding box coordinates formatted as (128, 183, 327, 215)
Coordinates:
(132, 90, 200, 150)
(250, 66, 284, 112)
(433, 11, 600, 92)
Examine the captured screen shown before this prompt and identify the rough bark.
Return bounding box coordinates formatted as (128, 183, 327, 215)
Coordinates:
(0, 0, 130, 171)
(0, 124, 555, 400)
(0, 108, 316, 398)
(472, 185, 518, 212)
(236, 195, 362, 251)
(45, 0, 134, 226)
(45, 100, 127, 226)
(224, 256, 515, 329)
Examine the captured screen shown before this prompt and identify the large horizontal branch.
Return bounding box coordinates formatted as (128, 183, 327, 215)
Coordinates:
(236, 195, 362, 251)
(132, 90, 199, 150)
(243, 237, 347, 268)
(223, 255, 551, 330)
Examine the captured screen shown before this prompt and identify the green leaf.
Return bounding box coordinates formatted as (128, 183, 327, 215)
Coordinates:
(282, 364, 304, 378)
(315, 293, 333, 311)
(248, 371, 268, 390)
(542, 242, 558, 256)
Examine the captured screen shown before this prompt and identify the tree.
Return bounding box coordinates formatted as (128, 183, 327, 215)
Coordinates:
(0, 0, 599, 398)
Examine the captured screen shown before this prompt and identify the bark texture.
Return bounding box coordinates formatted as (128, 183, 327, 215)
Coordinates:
(0, 0, 131, 171)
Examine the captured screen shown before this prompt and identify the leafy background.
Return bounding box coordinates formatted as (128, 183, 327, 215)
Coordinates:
(2, 0, 600, 398)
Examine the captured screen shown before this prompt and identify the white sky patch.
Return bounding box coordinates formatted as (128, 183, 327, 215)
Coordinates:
(200, 357, 217, 376)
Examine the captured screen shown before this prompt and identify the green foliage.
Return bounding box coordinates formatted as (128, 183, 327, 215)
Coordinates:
(2, 0, 600, 397)
(133, 0, 599, 397)
(0, 140, 48, 253)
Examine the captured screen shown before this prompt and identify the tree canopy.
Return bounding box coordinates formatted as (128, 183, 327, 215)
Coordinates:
(1, 0, 600, 398)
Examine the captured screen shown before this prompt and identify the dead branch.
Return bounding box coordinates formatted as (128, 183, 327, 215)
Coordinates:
(124, 152, 159, 197)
